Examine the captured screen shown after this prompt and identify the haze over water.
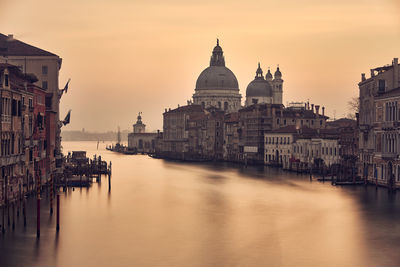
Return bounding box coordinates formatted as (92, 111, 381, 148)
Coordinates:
(1, 141, 400, 267)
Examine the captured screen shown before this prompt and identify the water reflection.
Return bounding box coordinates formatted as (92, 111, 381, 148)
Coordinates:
(0, 141, 400, 267)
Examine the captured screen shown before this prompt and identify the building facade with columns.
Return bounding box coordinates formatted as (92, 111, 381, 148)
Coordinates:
(359, 57, 400, 188)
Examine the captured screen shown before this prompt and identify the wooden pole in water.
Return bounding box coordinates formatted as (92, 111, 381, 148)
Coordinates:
(50, 175, 53, 216)
(36, 172, 40, 239)
(2, 206, 5, 233)
(108, 173, 111, 192)
(56, 194, 60, 232)
(37, 197, 40, 238)
(23, 197, 26, 227)
(12, 202, 15, 230)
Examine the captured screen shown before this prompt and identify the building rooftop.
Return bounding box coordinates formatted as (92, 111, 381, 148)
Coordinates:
(0, 33, 58, 57)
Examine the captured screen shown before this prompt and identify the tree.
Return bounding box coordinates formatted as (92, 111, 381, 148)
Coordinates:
(346, 96, 359, 120)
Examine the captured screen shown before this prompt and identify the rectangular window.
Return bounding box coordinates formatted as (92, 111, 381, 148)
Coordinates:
(378, 79, 386, 92)
(42, 81, 48, 90)
(42, 65, 48, 75)
(4, 74, 9, 87)
(11, 99, 17, 116)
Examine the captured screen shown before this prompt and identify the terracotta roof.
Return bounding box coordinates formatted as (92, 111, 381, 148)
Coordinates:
(0, 33, 58, 57)
(165, 104, 204, 114)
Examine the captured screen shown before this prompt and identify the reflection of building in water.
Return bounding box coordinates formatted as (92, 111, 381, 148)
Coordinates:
(128, 112, 157, 153)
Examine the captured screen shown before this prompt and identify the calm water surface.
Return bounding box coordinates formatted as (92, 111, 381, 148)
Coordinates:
(1, 141, 400, 267)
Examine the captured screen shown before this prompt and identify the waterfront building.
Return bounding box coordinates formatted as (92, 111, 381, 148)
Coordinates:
(359, 58, 400, 188)
(193, 40, 241, 113)
(161, 105, 205, 159)
(187, 107, 225, 160)
(223, 112, 240, 162)
(238, 103, 282, 164)
(245, 63, 283, 106)
(0, 33, 62, 179)
(128, 113, 157, 154)
(264, 125, 341, 171)
(0, 64, 44, 204)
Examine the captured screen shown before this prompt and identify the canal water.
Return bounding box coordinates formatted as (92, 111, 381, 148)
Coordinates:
(1, 141, 400, 267)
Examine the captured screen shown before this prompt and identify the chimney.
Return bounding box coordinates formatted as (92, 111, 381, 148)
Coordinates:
(307, 102, 310, 110)
(7, 34, 13, 41)
(304, 103, 307, 110)
(394, 58, 399, 88)
(370, 69, 375, 77)
(322, 106, 325, 116)
(311, 104, 314, 113)
(315, 105, 320, 115)
(361, 73, 366, 81)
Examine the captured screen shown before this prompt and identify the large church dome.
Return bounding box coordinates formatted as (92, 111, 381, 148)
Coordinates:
(195, 66, 239, 90)
(246, 64, 272, 97)
(195, 39, 239, 90)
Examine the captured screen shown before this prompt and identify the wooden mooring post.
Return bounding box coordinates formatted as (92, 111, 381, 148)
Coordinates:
(1, 206, 5, 233)
(23, 197, 26, 227)
(56, 194, 60, 232)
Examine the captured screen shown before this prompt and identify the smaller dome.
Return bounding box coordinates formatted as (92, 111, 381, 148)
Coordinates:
(246, 80, 272, 97)
(274, 66, 282, 79)
(246, 64, 272, 97)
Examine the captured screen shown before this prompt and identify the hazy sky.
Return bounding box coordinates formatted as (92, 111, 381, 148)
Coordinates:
(1, 0, 400, 132)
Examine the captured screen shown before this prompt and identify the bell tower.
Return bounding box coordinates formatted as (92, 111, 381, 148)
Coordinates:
(133, 112, 146, 133)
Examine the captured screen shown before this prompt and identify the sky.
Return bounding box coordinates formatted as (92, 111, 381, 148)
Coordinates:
(1, 0, 400, 132)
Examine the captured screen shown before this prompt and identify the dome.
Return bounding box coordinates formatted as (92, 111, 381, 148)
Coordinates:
(195, 66, 239, 90)
(246, 79, 272, 97)
(246, 64, 272, 97)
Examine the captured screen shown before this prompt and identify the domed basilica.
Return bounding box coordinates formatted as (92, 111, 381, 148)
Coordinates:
(193, 40, 242, 113)
(193, 40, 283, 112)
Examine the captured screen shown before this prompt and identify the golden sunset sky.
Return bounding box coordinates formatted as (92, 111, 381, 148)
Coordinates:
(1, 0, 400, 132)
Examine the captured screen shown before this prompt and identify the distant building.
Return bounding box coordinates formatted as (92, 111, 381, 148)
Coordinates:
(193, 40, 242, 113)
(359, 57, 400, 188)
(128, 113, 157, 154)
